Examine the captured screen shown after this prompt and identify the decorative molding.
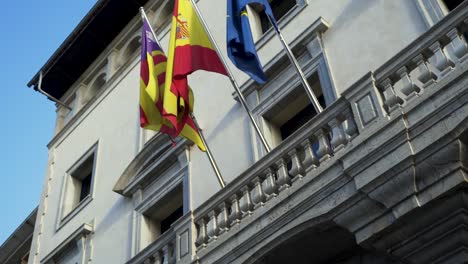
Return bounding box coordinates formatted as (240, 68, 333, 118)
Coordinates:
(41, 223, 93, 264)
(113, 134, 190, 197)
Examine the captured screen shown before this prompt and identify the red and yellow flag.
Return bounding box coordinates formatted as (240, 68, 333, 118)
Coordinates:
(163, 0, 227, 142)
(140, 17, 206, 151)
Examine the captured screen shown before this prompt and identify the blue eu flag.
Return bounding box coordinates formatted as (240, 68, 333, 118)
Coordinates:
(227, 0, 278, 84)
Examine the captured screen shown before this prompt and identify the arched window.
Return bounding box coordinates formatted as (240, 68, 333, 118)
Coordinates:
(83, 72, 107, 104)
(119, 34, 141, 67)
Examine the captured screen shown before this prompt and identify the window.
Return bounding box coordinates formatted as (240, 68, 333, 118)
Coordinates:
(60, 145, 97, 222)
(69, 152, 95, 205)
(140, 183, 184, 249)
(441, 0, 464, 12)
(415, 0, 465, 27)
(263, 73, 327, 146)
(258, 0, 296, 33)
(250, 0, 303, 34)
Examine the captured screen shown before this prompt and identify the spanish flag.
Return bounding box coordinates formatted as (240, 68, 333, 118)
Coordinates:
(163, 0, 227, 142)
(140, 17, 206, 151)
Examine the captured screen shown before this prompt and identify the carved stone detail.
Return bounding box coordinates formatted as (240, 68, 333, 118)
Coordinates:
(413, 54, 437, 88)
(381, 78, 403, 112)
(195, 218, 207, 248)
(429, 41, 454, 76)
(228, 195, 242, 226)
(288, 149, 305, 182)
(447, 28, 467, 62)
(206, 211, 219, 242)
(251, 177, 266, 209)
(396, 66, 420, 100)
(301, 138, 320, 171)
(216, 203, 229, 235)
(316, 129, 333, 161)
(276, 159, 291, 192)
(239, 187, 253, 217)
(262, 168, 278, 200)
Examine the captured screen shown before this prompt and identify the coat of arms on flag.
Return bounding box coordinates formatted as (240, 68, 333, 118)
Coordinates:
(176, 15, 190, 40)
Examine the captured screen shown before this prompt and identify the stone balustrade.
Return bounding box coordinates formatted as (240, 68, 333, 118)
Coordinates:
(192, 97, 358, 250)
(126, 228, 176, 264)
(191, 1, 468, 258)
(375, 1, 467, 114)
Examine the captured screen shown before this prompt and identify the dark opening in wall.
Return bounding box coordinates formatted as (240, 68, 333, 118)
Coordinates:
(442, 0, 464, 11)
(257, 0, 297, 33)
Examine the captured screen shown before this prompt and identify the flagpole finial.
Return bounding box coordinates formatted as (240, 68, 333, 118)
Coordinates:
(139, 7, 146, 19)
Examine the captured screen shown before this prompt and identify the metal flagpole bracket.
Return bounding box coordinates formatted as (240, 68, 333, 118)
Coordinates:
(189, 0, 272, 153)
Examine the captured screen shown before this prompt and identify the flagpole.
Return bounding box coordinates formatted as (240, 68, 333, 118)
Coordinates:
(189, 114, 226, 188)
(267, 16, 323, 114)
(189, 0, 271, 153)
(140, 8, 163, 51)
(140, 7, 226, 188)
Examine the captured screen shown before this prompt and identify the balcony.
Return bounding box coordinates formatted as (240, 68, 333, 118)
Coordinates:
(130, 2, 468, 263)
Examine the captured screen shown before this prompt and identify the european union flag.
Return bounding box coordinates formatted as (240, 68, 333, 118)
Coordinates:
(227, 0, 278, 84)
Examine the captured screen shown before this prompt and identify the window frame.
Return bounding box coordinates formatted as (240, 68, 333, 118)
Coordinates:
(139, 181, 185, 249)
(121, 135, 192, 255)
(57, 143, 99, 229)
(414, 0, 462, 27)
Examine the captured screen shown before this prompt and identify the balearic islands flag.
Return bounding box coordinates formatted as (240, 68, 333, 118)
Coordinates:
(139, 17, 206, 151)
(163, 0, 228, 142)
(227, 0, 278, 83)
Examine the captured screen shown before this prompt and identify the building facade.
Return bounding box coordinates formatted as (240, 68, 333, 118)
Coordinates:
(26, 0, 467, 263)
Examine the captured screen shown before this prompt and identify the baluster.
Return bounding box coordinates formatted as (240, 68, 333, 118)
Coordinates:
(412, 54, 437, 88)
(228, 195, 242, 226)
(262, 167, 278, 200)
(316, 128, 333, 161)
(381, 78, 403, 112)
(289, 149, 305, 183)
(251, 176, 266, 209)
(329, 120, 347, 152)
(206, 211, 219, 242)
(239, 187, 253, 217)
(162, 246, 169, 264)
(217, 203, 229, 235)
(153, 251, 162, 264)
(429, 41, 454, 76)
(167, 243, 176, 264)
(276, 158, 291, 192)
(395, 66, 419, 100)
(195, 218, 208, 248)
(301, 138, 319, 170)
(343, 111, 358, 140)
(447, 28, 467, 62)
(143, 258, 152, 264)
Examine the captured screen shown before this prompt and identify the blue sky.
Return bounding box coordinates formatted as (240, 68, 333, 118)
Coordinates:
(0, 0, 97, 245)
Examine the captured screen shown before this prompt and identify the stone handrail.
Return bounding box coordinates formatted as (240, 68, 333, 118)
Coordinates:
(375, 1, 467, 113)
(126, 228, 176, 264)
(192, 96, 358, 250)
